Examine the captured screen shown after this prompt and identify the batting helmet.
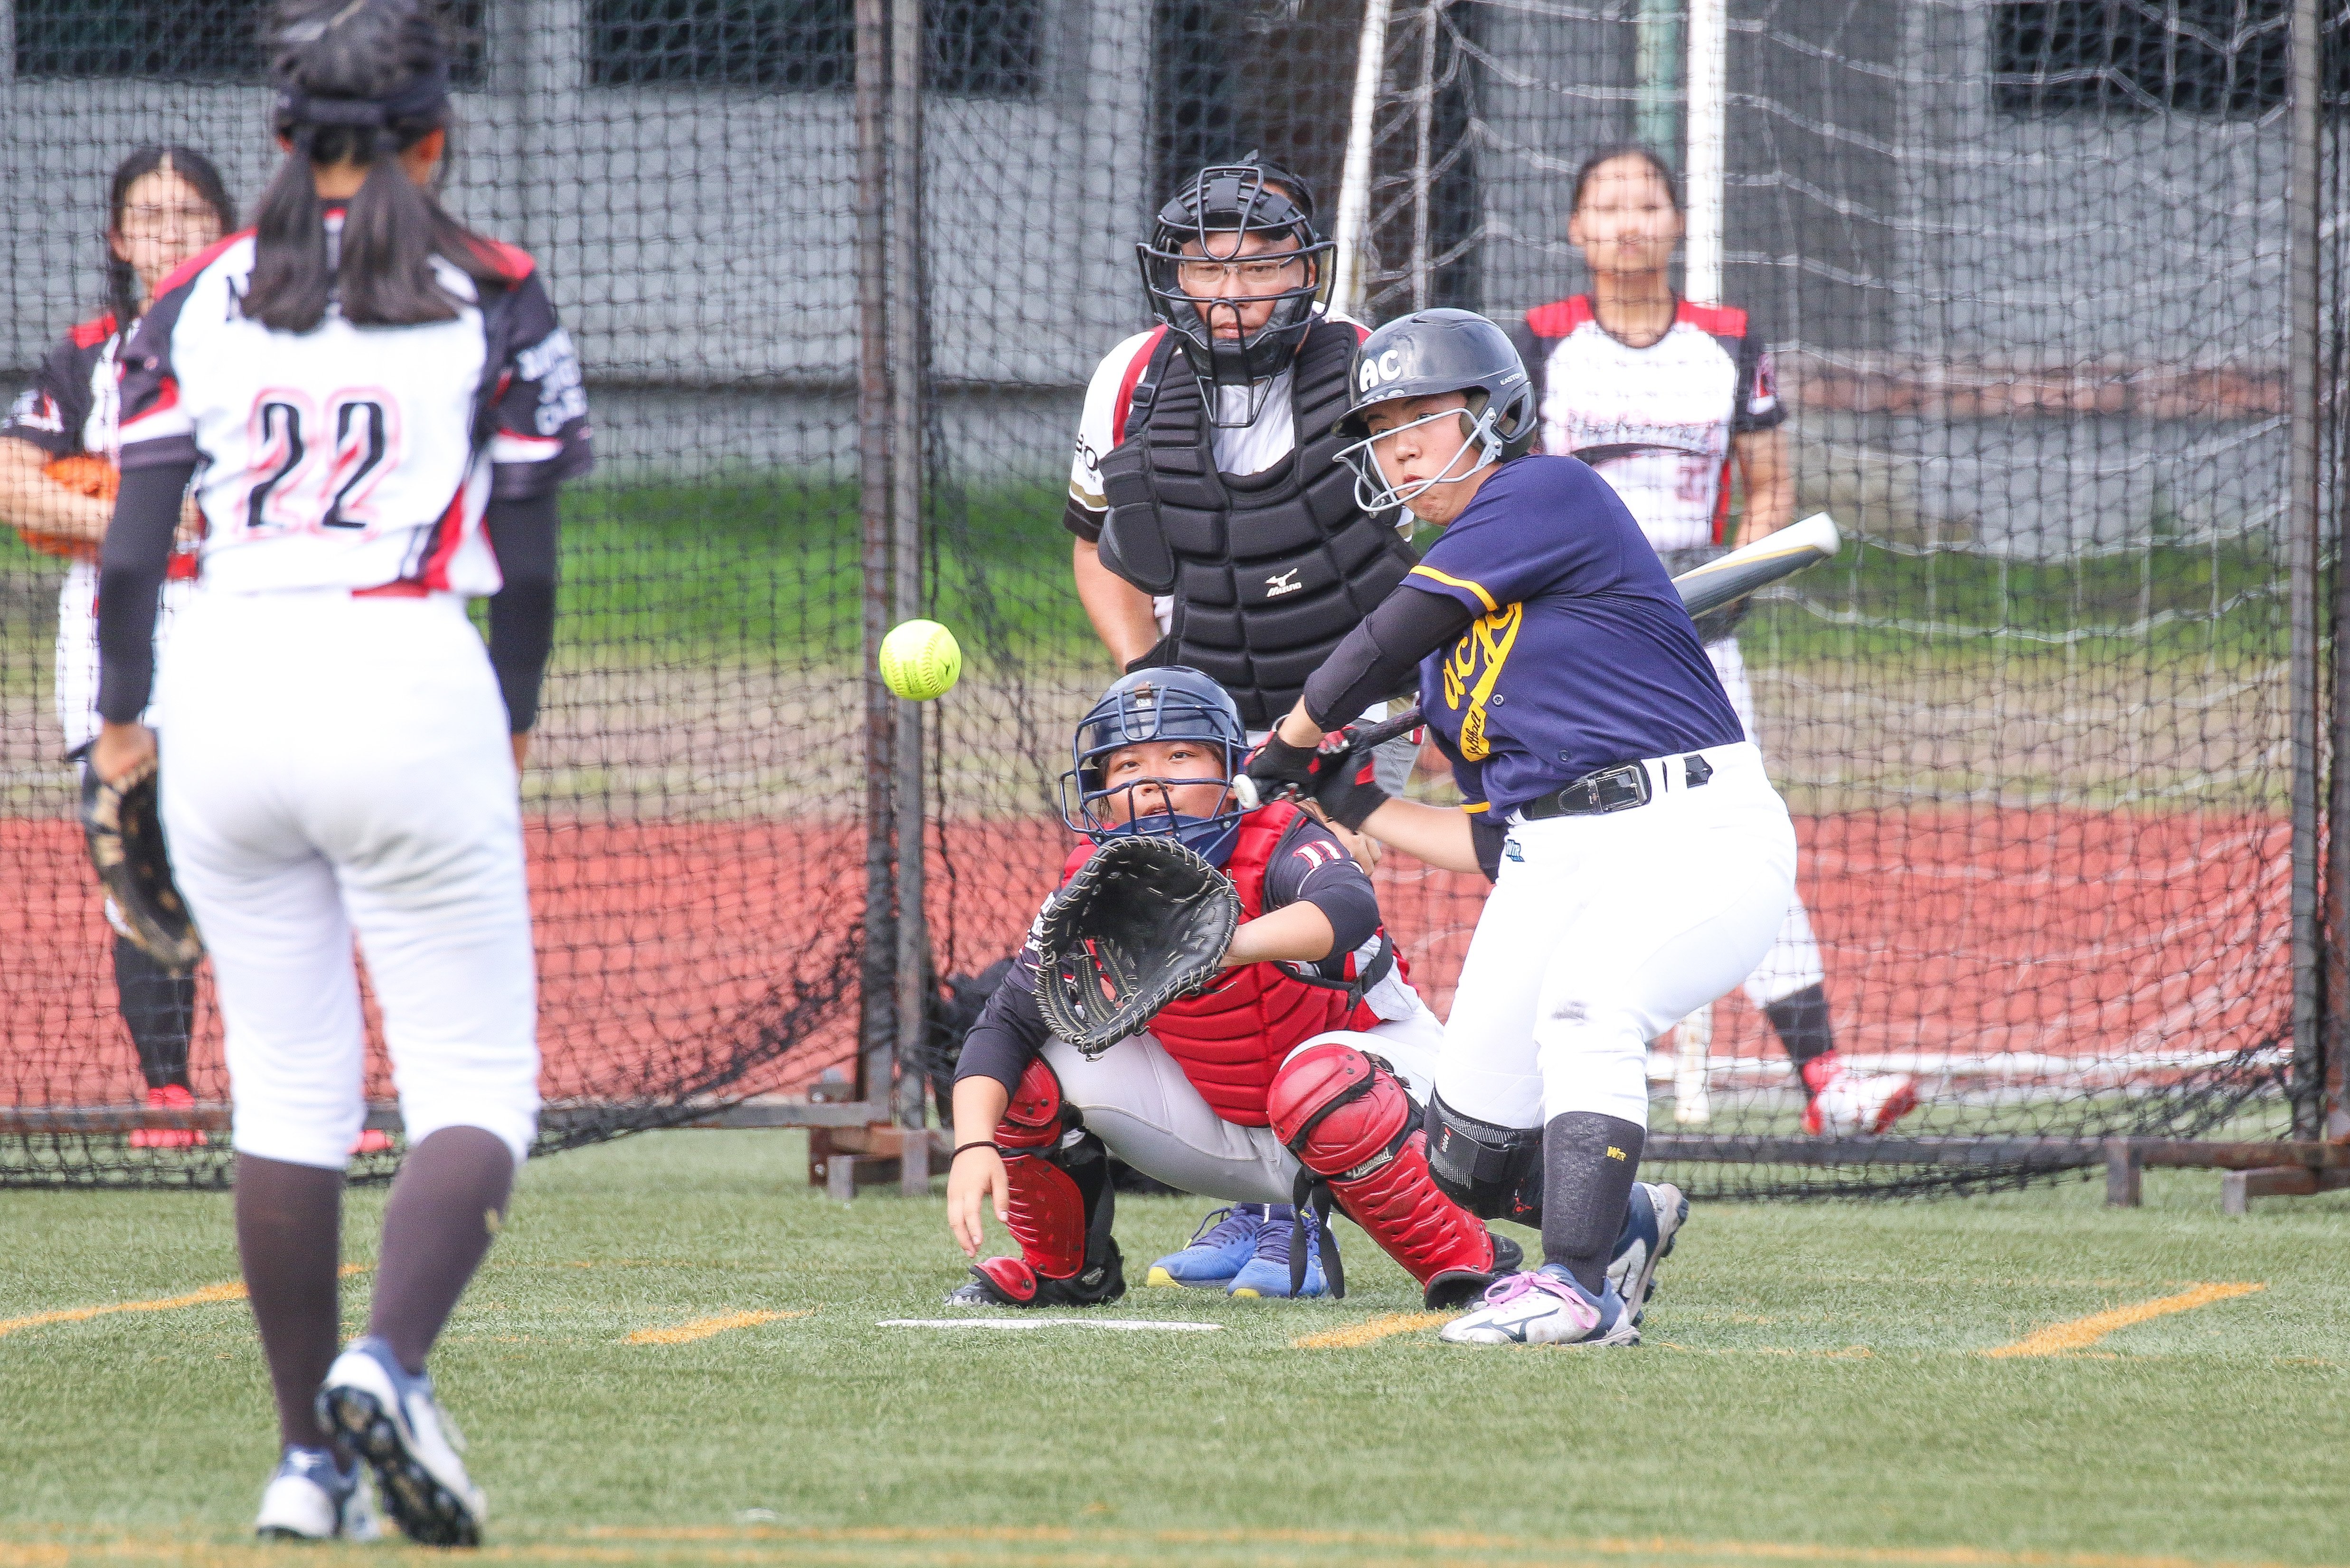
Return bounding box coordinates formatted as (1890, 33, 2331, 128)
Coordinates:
(1332, 308, 1538, 514)
(1136, 159, 1335, 429)
(1058, 667, 1252, 865)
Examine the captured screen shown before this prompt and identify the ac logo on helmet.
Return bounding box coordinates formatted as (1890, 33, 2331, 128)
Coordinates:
(1356, 348, 1406, 394)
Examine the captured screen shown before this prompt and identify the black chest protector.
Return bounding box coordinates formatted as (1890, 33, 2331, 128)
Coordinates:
(1095, 320, 1418, 728)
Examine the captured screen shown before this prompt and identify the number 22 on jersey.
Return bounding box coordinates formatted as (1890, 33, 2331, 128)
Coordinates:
(239, 387, 403, 535)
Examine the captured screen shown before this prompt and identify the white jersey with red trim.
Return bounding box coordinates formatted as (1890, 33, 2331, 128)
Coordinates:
(115, 224, 590, 598)
(1520, 297, 1782, 553)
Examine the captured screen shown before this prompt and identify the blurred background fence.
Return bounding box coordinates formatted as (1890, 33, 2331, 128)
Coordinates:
(2, 0, 2344, 1193)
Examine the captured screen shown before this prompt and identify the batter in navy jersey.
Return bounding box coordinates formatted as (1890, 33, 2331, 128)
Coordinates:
(1248, 309, 1795, 1349)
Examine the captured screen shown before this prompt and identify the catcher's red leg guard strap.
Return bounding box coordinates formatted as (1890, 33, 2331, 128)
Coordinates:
(1269, 1042, 1506, 1306)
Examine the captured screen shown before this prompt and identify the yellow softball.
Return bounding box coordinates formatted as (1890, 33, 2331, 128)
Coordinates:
(878, 619, 963, 701)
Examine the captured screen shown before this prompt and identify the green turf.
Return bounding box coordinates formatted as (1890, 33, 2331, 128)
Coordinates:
(2, 1131, 2346, 1567)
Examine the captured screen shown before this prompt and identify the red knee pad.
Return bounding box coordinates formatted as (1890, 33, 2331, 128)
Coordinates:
(999, 1056, 1066, 1152)
(1269, 1042, 1510, 1307)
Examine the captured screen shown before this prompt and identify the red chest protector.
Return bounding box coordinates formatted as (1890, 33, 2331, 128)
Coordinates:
(1057, 804, 1390, 1126)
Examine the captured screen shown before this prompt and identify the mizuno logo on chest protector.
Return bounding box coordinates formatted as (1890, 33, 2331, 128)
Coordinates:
(1265, 569, 1302, 598)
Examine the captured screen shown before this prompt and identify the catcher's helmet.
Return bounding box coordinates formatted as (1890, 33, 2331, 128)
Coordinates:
(1332, 309, 1537, 514)
(1059, 667, 1252, 865)
(1137, 159, 1335, 429)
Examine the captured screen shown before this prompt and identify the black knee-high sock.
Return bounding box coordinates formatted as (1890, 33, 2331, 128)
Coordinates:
(1764, 982, 1836, 1091)
(113, 935, 195, 1090)
(1538, 1113, 1645, 1294)
(236, 1155, 347, 1454)
(367, 1127, 515, 1375)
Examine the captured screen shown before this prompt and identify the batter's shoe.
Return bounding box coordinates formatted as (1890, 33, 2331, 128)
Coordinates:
(1227, 1204, 1334, 1299)
(350, 1128, 395, 1155)
(253, 1445, 381, 1542)
(1801, 1053, 1919, 1136)
(128, 1083, 206, 1150)
(1439, 1266, 1640, 1349)
(317, 1336, 486, 1547)
(1145, 1205, 1266, 1288)
(945, 1240, 1126, 1309)
(1605, 1181, 1688, 1326)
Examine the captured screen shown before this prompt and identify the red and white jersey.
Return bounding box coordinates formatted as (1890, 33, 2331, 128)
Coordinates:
(1517, 296, 1782, 552)
(1067, 309, 1367, 513)
(116, 221, 590, 597)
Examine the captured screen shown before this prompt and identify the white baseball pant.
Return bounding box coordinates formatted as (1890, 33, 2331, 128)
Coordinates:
(156, 588, 540, 1170)
(1037, 999, 1444, 1204)
(1435, 741, 1796, 1130)
(1709, 636, 1825, 1006)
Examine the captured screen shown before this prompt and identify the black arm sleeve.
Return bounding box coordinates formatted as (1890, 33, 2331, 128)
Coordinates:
(94, 460, 196, 726)
(1261, 817, 1383, 964)
(1301, 585, 1476, 730)
(485, 490, 560, 732)
(952, 964, 1056, 1096)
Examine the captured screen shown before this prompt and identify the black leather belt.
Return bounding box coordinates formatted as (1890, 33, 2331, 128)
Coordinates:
(1517, 752, 1715, 821)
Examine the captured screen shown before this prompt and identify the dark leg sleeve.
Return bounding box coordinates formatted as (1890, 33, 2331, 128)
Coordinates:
(236, 1154, 348, 1455)
(365, 1127, 516, 1374)
(1538, 1112, 1645, 1294)
(1765, 983, 1837, 1092)
(112, 934, 194, 1089)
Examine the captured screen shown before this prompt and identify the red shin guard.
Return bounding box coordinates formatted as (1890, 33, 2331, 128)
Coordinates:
(1268, 1042, 1519, 1309)
(993, 1057, 1086, 1280)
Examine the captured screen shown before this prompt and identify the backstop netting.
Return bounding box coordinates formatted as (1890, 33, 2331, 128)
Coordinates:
(1, 0, 2336, 1192)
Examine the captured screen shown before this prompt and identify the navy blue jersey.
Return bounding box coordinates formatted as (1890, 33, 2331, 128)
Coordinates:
(1406, 455, 1744, 815)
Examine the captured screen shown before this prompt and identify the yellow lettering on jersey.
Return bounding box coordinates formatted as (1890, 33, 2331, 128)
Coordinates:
(1440, 602, 1522, 761)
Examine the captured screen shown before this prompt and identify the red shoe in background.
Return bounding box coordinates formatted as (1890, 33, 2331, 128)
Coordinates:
(1801, 1052, 1920, 1136)
(129, 1083, 207, 1149)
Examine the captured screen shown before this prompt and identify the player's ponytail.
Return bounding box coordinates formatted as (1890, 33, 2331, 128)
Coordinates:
(244, 0, 502, 334)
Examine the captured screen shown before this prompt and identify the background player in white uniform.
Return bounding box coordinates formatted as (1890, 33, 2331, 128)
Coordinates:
(91, 0, 588, 1543)
(1250, 310, 1786, 1348)
(1510, 145, 1916, 1136)
(0, 147, 233, 1147)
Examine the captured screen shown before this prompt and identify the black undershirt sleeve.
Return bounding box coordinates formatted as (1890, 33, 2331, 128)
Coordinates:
(1260, 817, 1383, 968)
(94, 459, 196, 727)
(484, 490, 560, 733)
(952, 961, 1055, 1097)
(1301, 584, 1476, 731)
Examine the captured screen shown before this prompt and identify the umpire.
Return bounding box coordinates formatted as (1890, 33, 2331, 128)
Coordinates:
(1064, 160, 1420, 761)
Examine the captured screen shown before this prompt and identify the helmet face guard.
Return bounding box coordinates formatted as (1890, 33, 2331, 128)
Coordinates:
(1057, 668, 1252, 865)
(1332, 309, 1538, 517)
(1137, 163, 1335, 429)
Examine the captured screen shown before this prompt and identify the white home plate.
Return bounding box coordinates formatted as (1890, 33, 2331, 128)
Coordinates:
(878, 1318, 1224, 1332)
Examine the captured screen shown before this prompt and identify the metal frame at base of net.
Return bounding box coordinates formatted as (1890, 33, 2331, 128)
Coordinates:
(2, 0, 2343, 1194)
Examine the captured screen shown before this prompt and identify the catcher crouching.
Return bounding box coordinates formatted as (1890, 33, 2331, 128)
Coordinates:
(944, 667, 1523, 1311)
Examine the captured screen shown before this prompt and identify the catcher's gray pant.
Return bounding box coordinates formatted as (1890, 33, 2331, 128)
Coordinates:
(157, 589, 541, 1170)
(1037, 1001, 1445, 1205)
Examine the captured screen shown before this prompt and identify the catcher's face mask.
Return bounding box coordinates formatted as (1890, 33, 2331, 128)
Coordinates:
(1059, 671, 1251, 866)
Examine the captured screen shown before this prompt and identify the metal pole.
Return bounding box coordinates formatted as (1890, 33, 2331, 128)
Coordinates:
(1408, 0, 1440, 311)
(2288, 0, 2323, 1142)
(854, 0, 897, 1107)
(888, 0, 929, 1146)
(1332, 0, 1397, 317)
(1683, 0, 1725, 306)
(1634, 0, 1683, 160)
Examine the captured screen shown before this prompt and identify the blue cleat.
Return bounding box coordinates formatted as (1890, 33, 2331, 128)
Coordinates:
(1145, 1205, 1268, 1288)
(1605, 1181, 1689, 1326)
(1227, 1203, 1334, 1299)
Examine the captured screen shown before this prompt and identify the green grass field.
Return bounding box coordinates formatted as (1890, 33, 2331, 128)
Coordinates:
(3, 1131, 2346, 1568)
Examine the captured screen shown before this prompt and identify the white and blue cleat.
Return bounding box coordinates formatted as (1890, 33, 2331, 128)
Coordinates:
(317, 1335, 487, 1547)
(1439, 1264, 1640, 1348)
(1227, 1204, 1334, 1299)
(253, 1444, 381, 1542)
(1606, 1181, 1688, 1326)
(1145, 1204, 1269, 1289)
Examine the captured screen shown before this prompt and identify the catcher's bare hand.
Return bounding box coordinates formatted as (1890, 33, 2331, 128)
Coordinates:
(92, 721, 156, 787)
(947, 1147, 1010, 1258)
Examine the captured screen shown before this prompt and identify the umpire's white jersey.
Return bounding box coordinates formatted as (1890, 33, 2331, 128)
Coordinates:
(116, 225, 591, 1170)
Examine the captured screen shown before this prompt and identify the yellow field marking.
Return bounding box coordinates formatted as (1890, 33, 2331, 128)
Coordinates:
(623, 1308, 812, 1346)
(1982, 1282, 2265, 1359)
(1291, 1311, 1452, 1349)
(0, 1263, 366, 1342)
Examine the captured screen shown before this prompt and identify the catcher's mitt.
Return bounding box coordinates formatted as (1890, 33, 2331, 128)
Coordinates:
(81, 757, 203, 971)
(1034, 835, 1240, 1058)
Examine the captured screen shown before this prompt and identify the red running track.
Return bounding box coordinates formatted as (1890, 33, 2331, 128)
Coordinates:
(0, 807, 2288, 1110)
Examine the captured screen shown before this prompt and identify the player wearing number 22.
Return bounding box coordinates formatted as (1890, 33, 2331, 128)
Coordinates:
(944, 668, 1686, 1314)
(92, 0, 588, 1544)
(1248, 309, 1794, 1347)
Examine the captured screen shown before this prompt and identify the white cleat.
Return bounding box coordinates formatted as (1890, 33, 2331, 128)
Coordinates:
(254, 1445, 381, 1542)
(317, 1336, 486, 1547)
(1802, 1055, 1920, 1136)
(1439, 1267, 1640, 1348)
(1606, 1181, 1689, 1326)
